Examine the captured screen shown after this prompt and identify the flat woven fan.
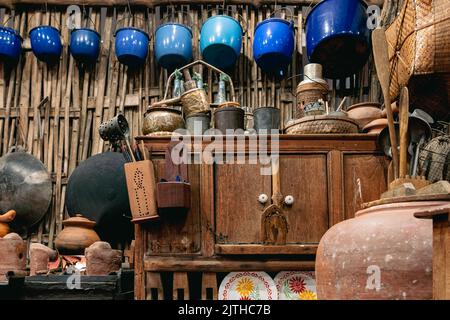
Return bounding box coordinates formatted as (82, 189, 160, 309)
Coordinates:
(385, 0, 450, 101)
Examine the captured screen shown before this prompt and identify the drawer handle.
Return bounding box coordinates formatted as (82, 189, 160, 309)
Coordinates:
(258, 194, 269, 204)
(284, 195, 294, 206)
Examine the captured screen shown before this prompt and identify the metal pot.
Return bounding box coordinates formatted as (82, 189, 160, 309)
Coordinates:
(155, 23, 193, 70)
(253, 18, 295, 77)
(214, 106, 245, 133)
(143, 107, 185, 135)
(186, 112, 211, 135)
(70, 28, 101, 64)
(253, 107, 281, 133)
(200, 15, 243, 69)
(306, 0, 370, 78)
(29, 26, 62, 64)
(55, 215, 100, 255)
(114, 27, 149, 67)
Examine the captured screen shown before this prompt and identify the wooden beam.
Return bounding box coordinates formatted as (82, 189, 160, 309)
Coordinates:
(144, 257, 315, 272)
(1, 0, 384, 8)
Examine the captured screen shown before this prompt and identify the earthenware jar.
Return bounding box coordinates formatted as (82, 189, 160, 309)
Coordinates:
(315, 200, 447, 300)
(346, 102, 382, 129)
(55, 215, 100, 255)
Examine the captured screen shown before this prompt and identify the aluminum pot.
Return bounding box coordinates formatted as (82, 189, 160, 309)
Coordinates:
(306, 0, 370, 78)
(214, 106, 245, 133)
(143, 107, 185, 135)
(70, 28, 101, 64)
(29, 26, 62, 64)
(200, 15, 243, 69)
(0, 26, 22, 63)
(114, 27, 149, 67)
(253, 107, 281, 133)
(155, 23, 193, 70)
(186, 112, 211, 135)
(253, 18, 295, 77)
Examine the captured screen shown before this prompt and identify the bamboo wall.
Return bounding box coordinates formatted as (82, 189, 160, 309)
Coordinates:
(0, 4, 378, 247)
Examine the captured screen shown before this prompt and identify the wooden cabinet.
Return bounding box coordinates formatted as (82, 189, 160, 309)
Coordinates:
(134, 135, 389, 300)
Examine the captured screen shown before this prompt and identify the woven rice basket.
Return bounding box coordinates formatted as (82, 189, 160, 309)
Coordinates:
(285, 115, 359, 134)
(385, 0, 450, 101)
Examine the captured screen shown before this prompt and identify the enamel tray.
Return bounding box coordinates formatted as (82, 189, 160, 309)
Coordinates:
(274, 271, 317, 300)
(219, 271, 278, 300)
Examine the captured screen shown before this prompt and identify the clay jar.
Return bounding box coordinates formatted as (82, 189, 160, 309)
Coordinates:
(315, 201, 446, 300)
(55, 215, 100, 255)
(346, 102, 382, 129)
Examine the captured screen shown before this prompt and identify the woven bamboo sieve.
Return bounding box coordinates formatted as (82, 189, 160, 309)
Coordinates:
(385, 0, 450, 101)
(285, 115, 359, 134)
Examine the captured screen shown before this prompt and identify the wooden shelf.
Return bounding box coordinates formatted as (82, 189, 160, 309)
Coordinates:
(215, 244, 318, 255)
(143, 257, 315, 272)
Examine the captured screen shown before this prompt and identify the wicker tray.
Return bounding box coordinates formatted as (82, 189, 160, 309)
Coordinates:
(285, 115, 359, 134)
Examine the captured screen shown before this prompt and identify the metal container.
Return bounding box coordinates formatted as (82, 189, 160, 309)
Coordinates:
(214, 106, 245, 134)
(200, 15, 243, 69)
(143, 107, 185, 135)
(305, 0, 370, 78)
(114, 27, 149, 67)
(155, 23, 193, 70)
(186, 112, 211, 135)
(29, 25, 62, 64)
(253, 107, 281, 133)
(0, 26, 22, 63)
(70, 28, 101, 64)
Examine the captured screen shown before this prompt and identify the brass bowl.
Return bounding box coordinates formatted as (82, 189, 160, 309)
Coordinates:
(143, 107, 185, 135)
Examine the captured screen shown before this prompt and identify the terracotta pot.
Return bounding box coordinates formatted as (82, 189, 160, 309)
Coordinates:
(362, 118, 388, 134)
(346, 102, 382, 128)
(55, 215, 100, 255)
(142, 107, 185, 136)
(315, 201, 447, 300)
(0, 233, 27, 281)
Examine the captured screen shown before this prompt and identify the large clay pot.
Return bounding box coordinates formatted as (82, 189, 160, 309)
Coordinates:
(346, 102, 382, 129)
(55, 215, 100, 255)
(315, 201, 446, 300)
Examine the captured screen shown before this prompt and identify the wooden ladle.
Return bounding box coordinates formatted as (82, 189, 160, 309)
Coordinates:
(372, 28, 399, 179)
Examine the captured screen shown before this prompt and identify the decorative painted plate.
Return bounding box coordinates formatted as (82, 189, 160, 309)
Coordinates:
(219, 272, 278, 300)
(274, 271, 317, 300)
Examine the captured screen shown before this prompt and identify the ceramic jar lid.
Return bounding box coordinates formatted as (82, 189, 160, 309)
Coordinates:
(62, 214, 96, 229)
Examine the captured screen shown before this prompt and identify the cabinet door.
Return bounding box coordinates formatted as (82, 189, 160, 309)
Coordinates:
(214, 154, 329, 255)
(144, 160, 202, 255)
(343, 154, 388, 220)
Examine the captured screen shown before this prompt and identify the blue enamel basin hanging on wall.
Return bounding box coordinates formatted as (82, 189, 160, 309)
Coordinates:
(70, 28, 101, 64)
(253, 18, 295, 78)
(306, 0, 371, 79)
(200, 15, 243, 70)
(155, 23, 193, 71)
(0, 26, 22, 63)
(29, 25, 62, 64)
(115, 27, 149, 67)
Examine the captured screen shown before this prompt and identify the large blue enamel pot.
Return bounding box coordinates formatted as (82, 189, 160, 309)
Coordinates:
(306, 0, 371, 79)
(253, 18, 295, 78)
(29, 25, 62, 64)
(0, 26, 22, 63)
(155, 23, 193, 70)
(115, 27, 149, 67)
(200, 15, 243, 70)
(70, 28, 101, 64)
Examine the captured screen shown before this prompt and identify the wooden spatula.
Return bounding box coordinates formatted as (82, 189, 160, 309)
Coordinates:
(399, 87, 409, 178)
(372, 28, 399, 179)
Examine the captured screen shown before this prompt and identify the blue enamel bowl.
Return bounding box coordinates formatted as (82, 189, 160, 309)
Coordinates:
(29, 25, 62, 64)
(115, 27, 149, 67)
(0, 26, 22, 63)
(305, 0, 371, 78)
(70, 28, 101, 64)
(155, 23, 193, 70)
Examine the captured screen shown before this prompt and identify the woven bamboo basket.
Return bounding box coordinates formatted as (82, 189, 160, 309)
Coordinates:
(385, 0, 450, 102)
(285, 115, 359, 134)
(295, 82, 329, 118)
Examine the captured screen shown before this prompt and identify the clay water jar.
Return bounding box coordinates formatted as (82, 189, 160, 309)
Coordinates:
(362, 118, 388, 134)
(315, 200, 446, 300)
(346, 102, 382, 129)
(55, 215, 100, 255)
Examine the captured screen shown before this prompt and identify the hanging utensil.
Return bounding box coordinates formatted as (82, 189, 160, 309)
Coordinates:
(99, 114, 136, 162)
(399, 87, 409, 178)
(372, 28, 399, 179)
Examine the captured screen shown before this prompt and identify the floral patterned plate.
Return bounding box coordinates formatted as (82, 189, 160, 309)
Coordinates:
(219, 272, 278, 300)
(274, 271, 317, 300)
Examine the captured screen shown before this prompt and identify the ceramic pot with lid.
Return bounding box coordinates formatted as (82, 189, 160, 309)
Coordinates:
(55, 215, 100, 255)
